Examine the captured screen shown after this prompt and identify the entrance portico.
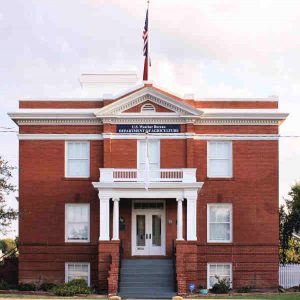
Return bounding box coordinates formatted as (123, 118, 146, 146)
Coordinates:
(93, 168, 203, 247)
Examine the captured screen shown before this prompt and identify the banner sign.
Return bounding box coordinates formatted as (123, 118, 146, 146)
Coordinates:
(116, 124, 180, 134)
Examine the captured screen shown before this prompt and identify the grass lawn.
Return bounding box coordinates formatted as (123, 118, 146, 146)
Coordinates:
(187, 293, 300, 299)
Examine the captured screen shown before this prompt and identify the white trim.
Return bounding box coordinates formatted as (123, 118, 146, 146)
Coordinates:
(65, 141, 90, 178)
(18, 134, 103, 140)
(20, 98, 103, 101)
(207, 141, 233, 178)
(207, 263, 232, 289)
(65, 203, 90, 243)
(207, 203, 233, 243)
(17, 133, 280, 141)
(65, 262, 91, 286)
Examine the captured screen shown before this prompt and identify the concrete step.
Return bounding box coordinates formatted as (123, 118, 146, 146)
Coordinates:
(119, 292, 176, 299)
(120, 281, 175, 288)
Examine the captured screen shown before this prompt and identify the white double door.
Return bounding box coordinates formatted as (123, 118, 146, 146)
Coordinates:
(132, 201, 166, 256)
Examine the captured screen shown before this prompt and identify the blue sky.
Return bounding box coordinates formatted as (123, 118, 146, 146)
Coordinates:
(1, 0, 300, 238)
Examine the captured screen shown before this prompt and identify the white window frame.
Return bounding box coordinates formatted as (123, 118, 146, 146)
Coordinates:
(65, 203, 90, 243)
(65, 141, 90, 178)
(207, 263, 232, 289)
(65, 262, 90, 286)
(207, 141, 233, 178)
(207, 203, 232, 243)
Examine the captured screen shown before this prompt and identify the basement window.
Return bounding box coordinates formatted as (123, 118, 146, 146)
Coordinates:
(207, 263, 232, 289)
(65, 262, 90, 286)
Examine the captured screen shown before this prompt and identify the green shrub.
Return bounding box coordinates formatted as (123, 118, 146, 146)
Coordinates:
(39, 282, 57, 291)
(211, 276, 231, 294)
(52, 279, 91, 296)
(18, 282, 37, 291)
(237, 286, 251, 293)
(0, 279, 9, 290)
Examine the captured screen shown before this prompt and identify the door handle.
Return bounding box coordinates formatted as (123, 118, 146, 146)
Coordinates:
(146, 234, 148, 239)
(149, 233, 151, 239)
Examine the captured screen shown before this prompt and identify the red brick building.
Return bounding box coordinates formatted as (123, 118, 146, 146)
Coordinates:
(9, 73, 288, 297)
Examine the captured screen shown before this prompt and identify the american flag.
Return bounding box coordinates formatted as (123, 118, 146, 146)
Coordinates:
(143, 8, 149, 57)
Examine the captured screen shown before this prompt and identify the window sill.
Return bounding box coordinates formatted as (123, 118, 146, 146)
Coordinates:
(207, 241, 233, 245)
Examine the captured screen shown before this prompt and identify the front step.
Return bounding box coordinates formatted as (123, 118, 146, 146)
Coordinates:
(119, 259, 176, 299)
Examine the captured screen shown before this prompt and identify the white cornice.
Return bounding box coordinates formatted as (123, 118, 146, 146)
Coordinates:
(17, 133, 279, 141)
(18, 134, 103, 140)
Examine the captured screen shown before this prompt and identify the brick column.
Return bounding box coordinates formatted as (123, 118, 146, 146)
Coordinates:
(98, 240, 120, 294)
(175, 241, 198, 295)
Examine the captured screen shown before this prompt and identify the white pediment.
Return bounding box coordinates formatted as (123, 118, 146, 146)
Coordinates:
(94, 87, 203, 117)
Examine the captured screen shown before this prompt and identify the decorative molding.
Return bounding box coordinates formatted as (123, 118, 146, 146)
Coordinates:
(195, 119, 281, 125)
(95, 87, 203, 117)
(15, 119, 102, 126)
(18, 133, 279, 141)
(18, 134, 103, 140)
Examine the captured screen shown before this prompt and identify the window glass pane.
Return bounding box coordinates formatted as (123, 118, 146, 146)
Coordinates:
(210, 207, 230, 222)
(152, 215, 161, 246)
(209, 160, 230, 177)
(210, 223, 230, 241)
(67, 223, 88, 240)
(138, 140, 159, 169)
(136, 215, 146, 246)
(67, 263, 89, 284)
(67, 159, 89, 177)
(68, 142, 89, 159)
(209, 264, 231, 288)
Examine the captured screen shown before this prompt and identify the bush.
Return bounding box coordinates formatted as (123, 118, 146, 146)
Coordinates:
(39, 282, 57, 291)
(0, 279, 9, 290)
(18, 282, 37, 291)
(211, 276, 231, 294)
(52, 279, 91, 296)
(237, 286, 251, 293)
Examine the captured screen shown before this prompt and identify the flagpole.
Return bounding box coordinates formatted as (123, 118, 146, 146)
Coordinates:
(147, 0, 150, 81)
(143, 0, 150, 81)
(144, 130, 150, 190)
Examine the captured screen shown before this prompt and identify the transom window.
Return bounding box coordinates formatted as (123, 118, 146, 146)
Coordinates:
(134, 202, 164, 209)
(207, 263, 232, 289)
(66, 141, 90, 178)
(207, 204, 232, 243)
(207, 141, 232, 178)
(141, 103, 156, 113)
(65, 263, 90, 286)
(65, 204, 90, 242)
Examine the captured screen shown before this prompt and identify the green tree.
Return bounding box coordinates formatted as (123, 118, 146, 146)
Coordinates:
(0, 238, 17, 253)
(0, 156, 18, 234)
(280, 182, 300, 263)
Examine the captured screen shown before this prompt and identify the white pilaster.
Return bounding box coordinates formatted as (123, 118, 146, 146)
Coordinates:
(99, 193, 110, 241)
(112, 197, 120, 240)
(186, 194, 197, 241)
(176, 197, 184, 241)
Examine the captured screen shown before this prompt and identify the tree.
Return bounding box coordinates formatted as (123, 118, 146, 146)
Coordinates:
(0, 238, 17, 253)
(280, 182, 300, 263)
(0, 156, 17, 234)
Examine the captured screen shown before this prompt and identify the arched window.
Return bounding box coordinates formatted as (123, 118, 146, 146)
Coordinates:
(141, 103, 156, 113)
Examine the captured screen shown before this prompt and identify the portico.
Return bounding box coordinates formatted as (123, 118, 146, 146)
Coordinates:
(93, 169, 203, 250)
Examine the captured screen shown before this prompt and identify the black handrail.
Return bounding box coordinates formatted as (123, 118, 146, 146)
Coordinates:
(118, 240, 123, 293)
(172, 240, 177, 293)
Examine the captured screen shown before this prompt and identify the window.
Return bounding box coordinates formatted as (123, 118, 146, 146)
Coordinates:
(207, 204, 232, 243)
(141, 103, 156, 113)
(207, 263, 232, 289)
(65, 263, 90, 286)
(65, 141, 90, 177)
(65, 204, 90, 242)
(207, 141, 232, 178)
(138, 140, 160, 169)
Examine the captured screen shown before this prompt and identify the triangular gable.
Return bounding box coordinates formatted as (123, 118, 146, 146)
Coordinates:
(95, 86, 202, 117)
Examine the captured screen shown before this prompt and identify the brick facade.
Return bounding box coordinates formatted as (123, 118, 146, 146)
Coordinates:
(13, 84, 285, 294)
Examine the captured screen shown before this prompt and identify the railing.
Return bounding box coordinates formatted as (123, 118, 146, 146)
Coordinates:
(279, 264, 300, 288)
(100, 168, 197, 183)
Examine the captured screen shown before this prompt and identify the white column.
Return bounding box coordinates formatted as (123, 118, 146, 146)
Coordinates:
(99, 193, 110, 241)
(176, 197, 184, 241)
(186, 194, 197, 241)
(112, 197, 120, 240)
